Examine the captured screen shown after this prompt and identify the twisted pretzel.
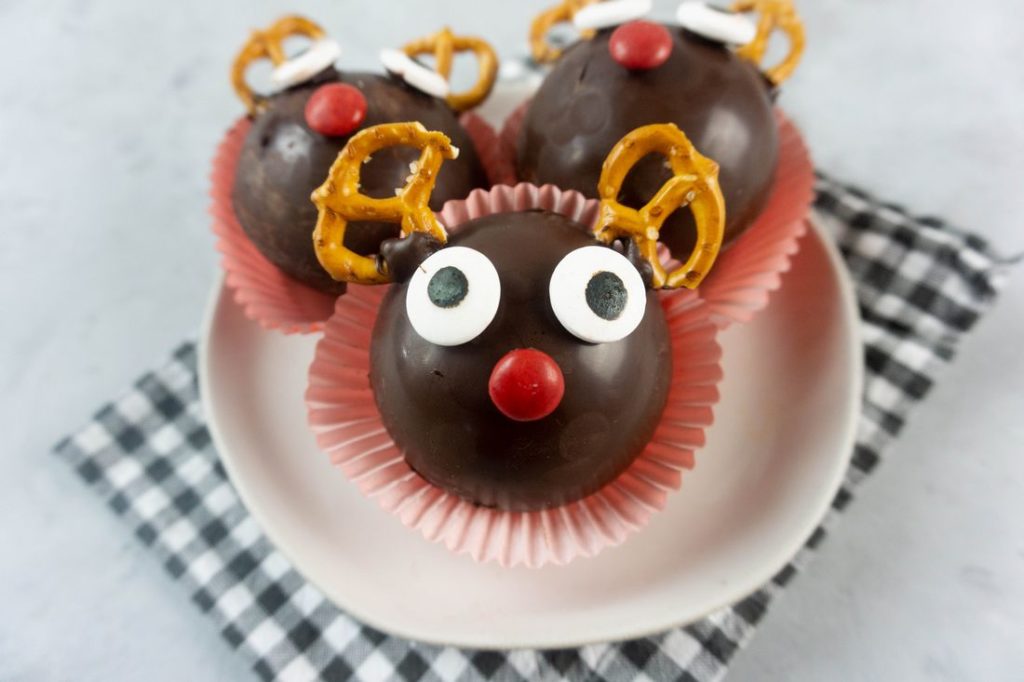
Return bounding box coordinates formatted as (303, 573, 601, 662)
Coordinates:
(312, 123, 458, 284)
(529, 0, 598, 64)
(595, 124, 725, 289)
(231, 15, 327, 114)
(402, 28, 498, 112)
(731, 0, 805, 85)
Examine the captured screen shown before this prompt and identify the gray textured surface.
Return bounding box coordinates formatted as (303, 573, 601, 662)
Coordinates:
(1, 1, 1021, 680)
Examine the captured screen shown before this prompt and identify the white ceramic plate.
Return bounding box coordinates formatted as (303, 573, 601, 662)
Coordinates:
(198, 220, 861, 649)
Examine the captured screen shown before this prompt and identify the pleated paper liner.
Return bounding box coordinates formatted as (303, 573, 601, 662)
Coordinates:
(460, 112, 517, 187)
(500, 102, 816, 328)
(306, 184, 723, 568)
(209, 118, 335, 334)
(209, 112, 511, 334)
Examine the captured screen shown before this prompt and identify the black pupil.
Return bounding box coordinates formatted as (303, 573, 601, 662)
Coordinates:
(427, 266, 469, 308)
(586, 271, 627, 321)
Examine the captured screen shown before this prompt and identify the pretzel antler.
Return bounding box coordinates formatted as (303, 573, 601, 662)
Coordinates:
(595, 124, 725, 289)
(231, 15, 327, 113)
(731, 0, 805, 85)
(402, 28, 498, 112)
(529, 0, 598, 64)
(312, 123, 458, 284)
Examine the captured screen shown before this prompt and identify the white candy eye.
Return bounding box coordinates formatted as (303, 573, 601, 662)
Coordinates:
(271, 39, 343, 88)
(379, 49, 451, 99)
(676, 2, 757, 45)
(549, 246, 647, 344)
(573, 0, 652, 31)
(406, 247, 501, 346)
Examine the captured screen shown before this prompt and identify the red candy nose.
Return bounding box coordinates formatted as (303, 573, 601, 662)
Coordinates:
(488, 349, 565, 422)
(304, 83, 367, 137)
(609, 20, 673, 71)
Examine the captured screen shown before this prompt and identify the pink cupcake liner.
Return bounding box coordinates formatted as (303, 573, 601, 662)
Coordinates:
(210, 118, 336, 334)
(500, 102, 816, 328)
(682, 112, 814, 326)
(209, 114, 513, 334)
(460, 112, 517, 187)
(498, 99, 528, 174)
(306, 184, 723, 568)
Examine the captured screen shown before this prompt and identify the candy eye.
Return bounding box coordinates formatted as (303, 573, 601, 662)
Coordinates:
(406, 247, 501, 346)
(573, 0, 653, 31)
(270, 38, 343, 89)
(676, 2, 757, 45)
(549, 246, 647, 344)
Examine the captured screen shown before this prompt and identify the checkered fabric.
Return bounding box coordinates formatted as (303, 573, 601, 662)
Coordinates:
(55, 174, 1010, 682)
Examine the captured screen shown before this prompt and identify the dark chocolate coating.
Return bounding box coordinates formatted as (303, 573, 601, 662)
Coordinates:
(232, 69, 489, 295)
(370, 211, 672, 511)
(517, 28, 778, 258)
(379, 231, 443, 283)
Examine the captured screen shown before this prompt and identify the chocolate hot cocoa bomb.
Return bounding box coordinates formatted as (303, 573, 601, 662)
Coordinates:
(233, 69, 488, 295)
(517, 26, 777, 257)
(369, 211, 672, 512)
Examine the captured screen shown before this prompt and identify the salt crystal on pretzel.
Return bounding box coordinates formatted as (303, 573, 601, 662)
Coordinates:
(595, 123, 725, 289)
(312, 122, 458, 284)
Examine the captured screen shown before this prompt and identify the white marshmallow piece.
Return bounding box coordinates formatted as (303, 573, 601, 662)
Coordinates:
(573, 0, 653, 31)
(676, 2, 757, 45)
(270, 39, 342, 88)
(379, 48, 451, 99)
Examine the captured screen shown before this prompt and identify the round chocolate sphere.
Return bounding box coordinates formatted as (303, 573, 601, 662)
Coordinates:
(232, 69, 489, 295)
(517, 26, 777, 258)
(370, 211, 672, 512)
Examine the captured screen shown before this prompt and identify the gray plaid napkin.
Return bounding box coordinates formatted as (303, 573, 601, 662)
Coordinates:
(55, 174, 1010, 681)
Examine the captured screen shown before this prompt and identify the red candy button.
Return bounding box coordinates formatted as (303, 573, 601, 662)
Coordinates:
(609, 20, 673, 71)
(304, 83, 367, 137)
(488, 348, 565, 422)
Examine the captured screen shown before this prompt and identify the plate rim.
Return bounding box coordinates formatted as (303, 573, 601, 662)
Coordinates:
(198, 216, 863, 649)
